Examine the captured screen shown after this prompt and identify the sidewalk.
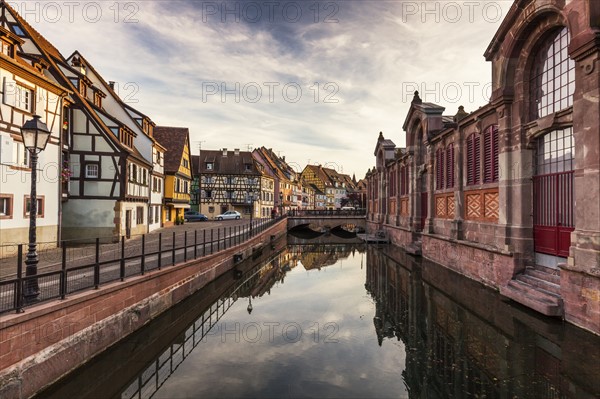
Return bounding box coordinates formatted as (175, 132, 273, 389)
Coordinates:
(0, 219, 254, 281)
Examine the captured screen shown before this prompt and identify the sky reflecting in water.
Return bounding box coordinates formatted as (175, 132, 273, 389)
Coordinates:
(39, 243, 600, 399)
(152, 246, 407, 399)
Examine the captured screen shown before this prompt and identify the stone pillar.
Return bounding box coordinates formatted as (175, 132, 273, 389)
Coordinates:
(425, 144, 435, 234)
(563, 44, 600, 333)
(451, 127, 465, 240)
(496, 98, 533, 271)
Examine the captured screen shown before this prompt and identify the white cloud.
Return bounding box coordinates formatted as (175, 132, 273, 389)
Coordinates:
(26, 0, 511, 177)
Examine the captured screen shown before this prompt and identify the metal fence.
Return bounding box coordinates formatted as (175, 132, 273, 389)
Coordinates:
(0, 217, 282, 315)
(287, 209, 367, 217)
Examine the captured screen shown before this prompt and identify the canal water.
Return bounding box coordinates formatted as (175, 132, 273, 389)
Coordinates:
(38, 242, 600, 399)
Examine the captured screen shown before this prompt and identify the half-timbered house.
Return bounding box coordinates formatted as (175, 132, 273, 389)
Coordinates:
(253, 147, 285, 215)
(1, 2, 162, 242)
(0, 9, 69, 250)
(154, 127, 191, 226)
(193, 148, 260, 219)
(61, 52, 158, 240)
(121, 103, 165, 232)
(366, 0, 600, 335)
(255, 161, 275, 218)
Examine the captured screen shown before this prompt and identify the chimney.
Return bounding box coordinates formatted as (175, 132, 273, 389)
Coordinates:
(109, 81, 116, 90)
(234, 148, 240, 156)
(222, 148, 228, 157)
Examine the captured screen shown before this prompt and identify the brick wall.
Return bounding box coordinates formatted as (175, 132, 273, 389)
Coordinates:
(0, 220, 287, 399)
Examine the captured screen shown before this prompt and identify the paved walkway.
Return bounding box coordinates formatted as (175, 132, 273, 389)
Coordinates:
(0, 219, 268, 281)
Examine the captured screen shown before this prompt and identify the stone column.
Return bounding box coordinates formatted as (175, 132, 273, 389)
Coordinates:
(496, 97, 533, 270)
(451, 127, 465, 240)
(563, 44, 600, 333)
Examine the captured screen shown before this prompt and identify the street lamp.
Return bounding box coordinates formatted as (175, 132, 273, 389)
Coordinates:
(21, 115, 51, 302)
(247, 297, 253, 314)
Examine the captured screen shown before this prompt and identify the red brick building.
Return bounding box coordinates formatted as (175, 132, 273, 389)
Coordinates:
(366, 0, 600, 335)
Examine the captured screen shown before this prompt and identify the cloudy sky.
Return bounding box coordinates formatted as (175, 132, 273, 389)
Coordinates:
(19, 0, 513, 178)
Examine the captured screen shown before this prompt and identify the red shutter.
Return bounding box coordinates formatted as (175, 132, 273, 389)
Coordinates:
(467, 136, 474, 185)
(493, 126, 499, 182)
(474, 135, 481, 185)
(483, 125, 499, 183)
(446, 144, 454, 188)
(436, 148, 444, 190)
(484, 128, 493, 183)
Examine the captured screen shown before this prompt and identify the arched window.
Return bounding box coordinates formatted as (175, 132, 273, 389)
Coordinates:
(530, 27, 575, 120)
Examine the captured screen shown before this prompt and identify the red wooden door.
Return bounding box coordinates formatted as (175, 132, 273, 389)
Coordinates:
(533, 171, 574, 257)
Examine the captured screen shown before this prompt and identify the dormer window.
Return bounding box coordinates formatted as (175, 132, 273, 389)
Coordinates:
(10, 24, 25, 37)
(94, 91, 102, 108)
(80, 81, 87, 98)
(206, 162, 214, 170)
(120, 127, 134, 148)
(1, 39, 13, 57)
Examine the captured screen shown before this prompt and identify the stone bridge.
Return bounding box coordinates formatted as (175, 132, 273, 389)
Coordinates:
(286, 209, 367, 232)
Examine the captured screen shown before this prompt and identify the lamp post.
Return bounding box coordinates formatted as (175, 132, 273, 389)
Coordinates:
(21, 115, 51, 302)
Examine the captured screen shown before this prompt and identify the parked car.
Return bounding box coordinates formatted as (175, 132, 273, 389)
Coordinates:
(216, 211, 241, 220)
(184, 211, 208, 222)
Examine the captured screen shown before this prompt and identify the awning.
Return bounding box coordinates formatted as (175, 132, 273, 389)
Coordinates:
(166, 203, 191, 209)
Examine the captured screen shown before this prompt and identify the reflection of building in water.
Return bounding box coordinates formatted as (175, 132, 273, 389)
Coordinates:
(287, 244, 366, 271)
(365, 247, 600, 399)
(120, 252, 286, 399)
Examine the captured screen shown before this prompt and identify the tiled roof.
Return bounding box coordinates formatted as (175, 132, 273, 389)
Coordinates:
(154, 127, 190, 174)
(192, 150, 260, 175)
(304, 164, 333, 187)
(3, 1, 63, 60)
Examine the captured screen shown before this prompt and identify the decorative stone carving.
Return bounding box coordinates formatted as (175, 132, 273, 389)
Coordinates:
(581, 58, 595, 75)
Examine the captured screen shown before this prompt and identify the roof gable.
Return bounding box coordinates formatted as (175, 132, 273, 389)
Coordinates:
(154, 127, 190, 174)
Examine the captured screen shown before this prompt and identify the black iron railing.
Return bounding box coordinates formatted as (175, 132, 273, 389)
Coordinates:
(0, 217, 283, 315)
(287, 209, 367, 217)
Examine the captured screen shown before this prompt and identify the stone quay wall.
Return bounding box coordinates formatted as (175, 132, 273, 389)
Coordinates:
(0, 220, 287, 399)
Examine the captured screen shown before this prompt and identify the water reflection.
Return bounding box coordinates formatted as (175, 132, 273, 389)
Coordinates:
(38, 244, 600, 399)
(367, 247, 600, 399)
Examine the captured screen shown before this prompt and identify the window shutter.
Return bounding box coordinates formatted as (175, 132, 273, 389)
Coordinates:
(467, 136, 474, 185)
(484, 128, 492, 183)
(2, 77, 16, 106)
(446, 144, 454, 188)
(436, 148, 444, 190)
(483, 126, 499, 183)
(474, 135, 481, 185)
(493, 126, 499, 182)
